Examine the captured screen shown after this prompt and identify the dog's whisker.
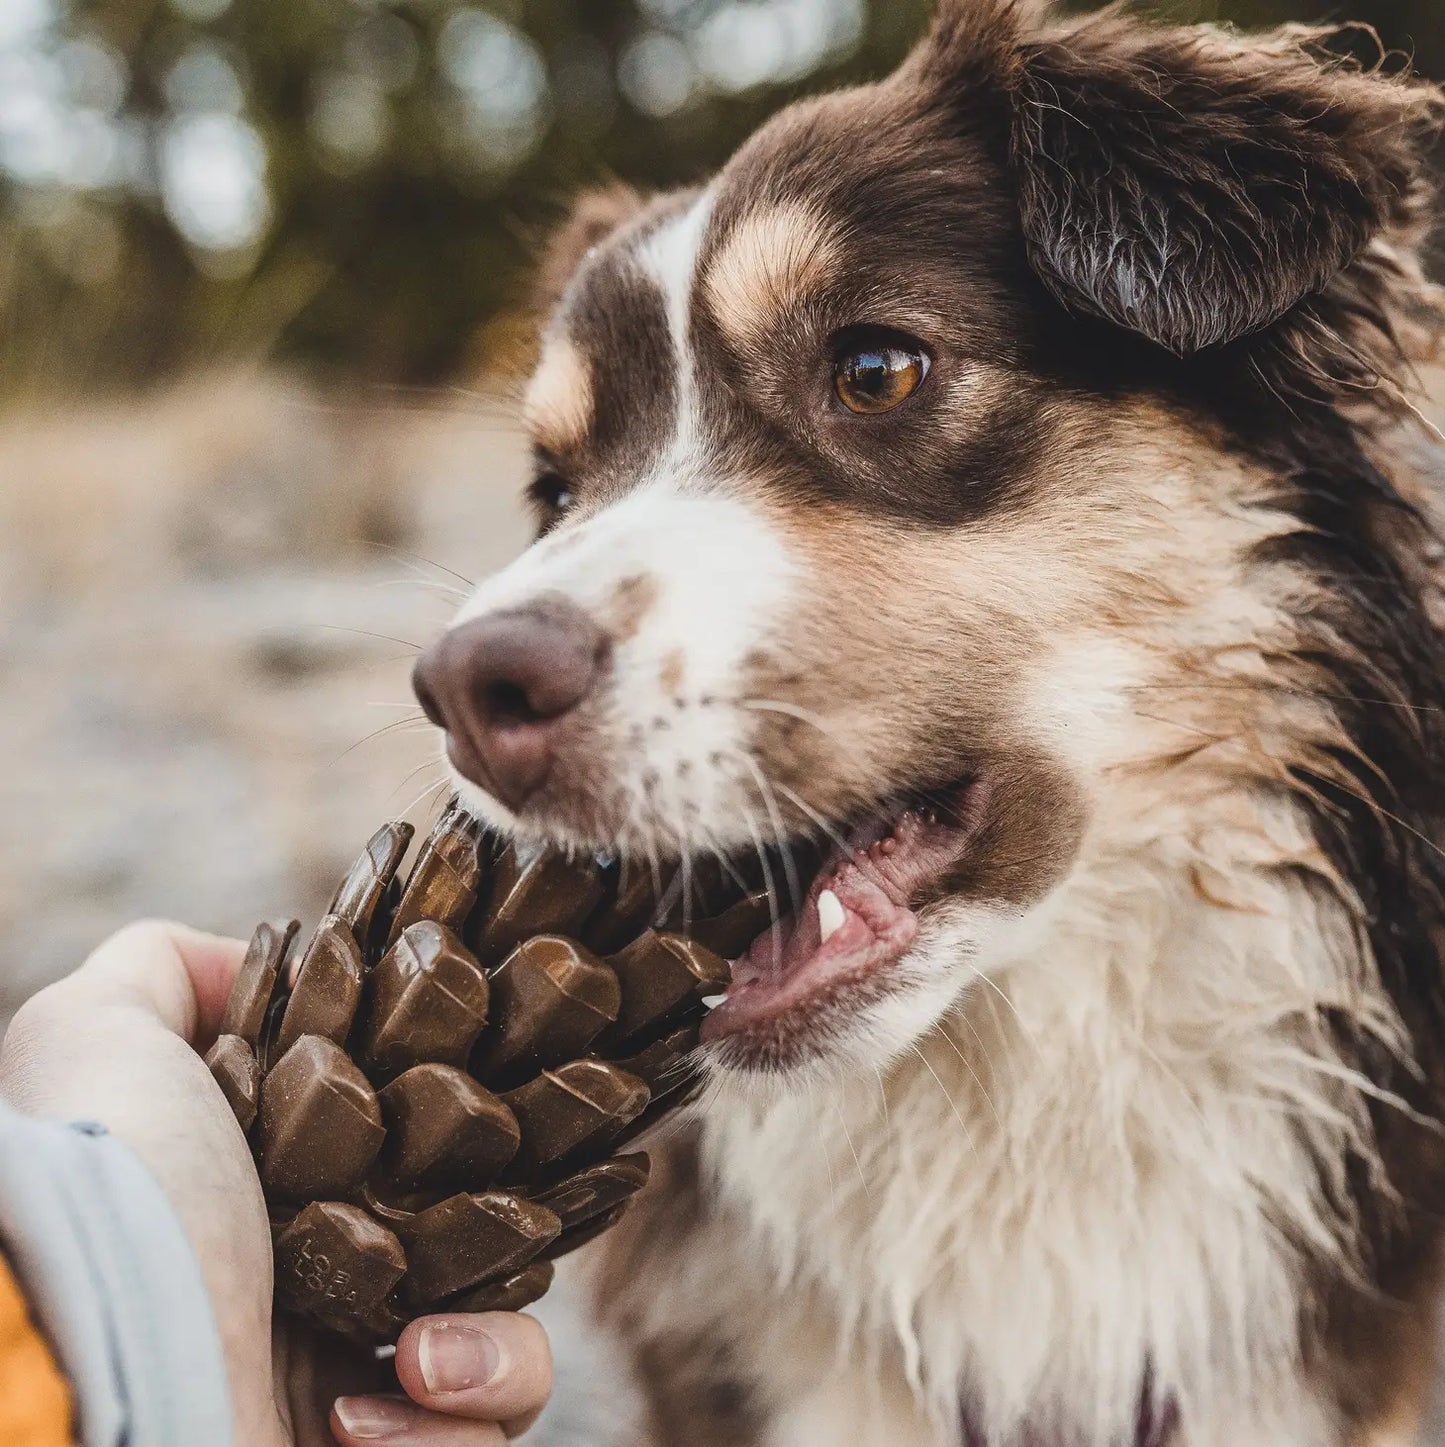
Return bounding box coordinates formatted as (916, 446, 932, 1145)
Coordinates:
(1133, 1035, 1216, 1137)
(1303, 772, 1445, 872)
(740, 697, 853, 753)
(396, 773, 450, 822)
(426, 782, 455, 827)
(735, 752, 802, 921)
(350, 653, 426, 670)
(385, 756, 445, 805)
(707, 840, 751, 896)
(404, 778, 455, 836)
(655, 863, 687, 925)
(318, 624, 426, 653)
(643, 827, 665, 924)
(328, 717, 434, 769)
(737, 794, 783, 977)
(362, 540, 477, 591)
(966, 966, 1043, 1064)
(775, 782, 852, 858)
(933, 1021, 1004, 1136)
(617, 788, 647, 866)
(368, 577, 470, 608)
(829, 1094, 871, 1201)
(872, 1065, 892, 1134)
(1152, 720, 1445, 875)
(1126, 679, 1445, 719)
(681, 813, 695, 931)
(1129, 711, 1239, 754)
(651, 1051, 702, 1091)
(952, 1007, 1009, 1109)
(775, 780, 895, 898)
(693, 817, 744, 924)
(910, 1042, 978, 1159)
(634, 1091, 703, 1154)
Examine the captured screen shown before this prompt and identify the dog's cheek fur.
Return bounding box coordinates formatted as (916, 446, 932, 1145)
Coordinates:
(744, 395, 1293, 821)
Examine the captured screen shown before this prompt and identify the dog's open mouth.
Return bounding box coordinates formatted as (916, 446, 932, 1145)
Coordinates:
(700, 777, 988, 1046)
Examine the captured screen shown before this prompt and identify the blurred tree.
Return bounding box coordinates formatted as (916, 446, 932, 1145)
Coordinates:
(0, 0, 1441, 395)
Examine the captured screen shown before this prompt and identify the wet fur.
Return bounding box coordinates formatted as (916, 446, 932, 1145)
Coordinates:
(480, 4, 1445, 1444)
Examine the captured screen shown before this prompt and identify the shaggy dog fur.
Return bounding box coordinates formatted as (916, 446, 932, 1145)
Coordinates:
(420, 3, 1445, 1442)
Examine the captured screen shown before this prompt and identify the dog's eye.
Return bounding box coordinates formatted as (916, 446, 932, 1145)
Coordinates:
(833, 330, 930, 415)
(528, 471, 574, 517)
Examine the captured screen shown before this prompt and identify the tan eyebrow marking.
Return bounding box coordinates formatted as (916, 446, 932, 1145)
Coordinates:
(703, 202, 842, 350)
(523, 335, 594, 453)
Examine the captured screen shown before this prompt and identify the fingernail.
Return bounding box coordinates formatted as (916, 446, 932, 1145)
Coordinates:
(418, 1321, 502, 1395)
(333, 1395, 414, 1439)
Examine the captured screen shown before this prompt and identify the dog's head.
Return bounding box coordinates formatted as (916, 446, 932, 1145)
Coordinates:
(413, 0, 1442, 1080)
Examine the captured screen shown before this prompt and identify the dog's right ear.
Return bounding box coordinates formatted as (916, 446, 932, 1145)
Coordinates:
(534, 184, 646, 319)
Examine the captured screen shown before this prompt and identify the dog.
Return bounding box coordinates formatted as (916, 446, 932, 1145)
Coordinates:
(409, 2, 1445, 1442)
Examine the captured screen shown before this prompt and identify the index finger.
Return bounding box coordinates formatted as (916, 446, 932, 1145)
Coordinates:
(46, 920, 249, 1046)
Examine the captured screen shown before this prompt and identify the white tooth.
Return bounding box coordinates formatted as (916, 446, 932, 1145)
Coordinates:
(818, 888, 846, 944)
(701, 993, 726, 1010)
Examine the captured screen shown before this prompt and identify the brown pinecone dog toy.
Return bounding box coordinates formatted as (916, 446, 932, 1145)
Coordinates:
(206, 803, 770, 1344)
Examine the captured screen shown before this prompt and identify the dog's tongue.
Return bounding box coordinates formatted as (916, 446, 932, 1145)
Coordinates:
(698, 793, 986, 1042)
(739, 860, 909, 981)
(701, 849, 920, 1037)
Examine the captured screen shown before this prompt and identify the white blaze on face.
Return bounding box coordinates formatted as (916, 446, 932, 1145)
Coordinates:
(451, 483, 799, 847)
(456, 481, 795, 688)
(635, 190, 717, 486)
(448, 188, 800, 849)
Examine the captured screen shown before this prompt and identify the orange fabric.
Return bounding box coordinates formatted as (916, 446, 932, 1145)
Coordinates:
(0, 1253, 74, 1446)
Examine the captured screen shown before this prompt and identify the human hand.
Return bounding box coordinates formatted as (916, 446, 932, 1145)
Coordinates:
(0, 921, 552, 1445)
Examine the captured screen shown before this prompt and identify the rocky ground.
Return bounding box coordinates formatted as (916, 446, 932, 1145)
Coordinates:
(0, 372, 532, 1014)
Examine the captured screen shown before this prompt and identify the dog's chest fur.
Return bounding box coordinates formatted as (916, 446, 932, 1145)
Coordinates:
(709, 827, 1370, 1443)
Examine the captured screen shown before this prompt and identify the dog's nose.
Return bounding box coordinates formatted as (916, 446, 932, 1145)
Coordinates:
(412, 597, 610, 812)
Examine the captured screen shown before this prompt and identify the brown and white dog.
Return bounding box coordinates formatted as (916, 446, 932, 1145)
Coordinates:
(409, 3, 1445, 1442)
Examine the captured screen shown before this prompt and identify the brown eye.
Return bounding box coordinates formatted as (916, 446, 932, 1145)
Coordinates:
(833, 333, 929, 414)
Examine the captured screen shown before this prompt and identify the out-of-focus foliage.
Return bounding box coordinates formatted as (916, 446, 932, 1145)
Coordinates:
(1, 0, 1442, 395)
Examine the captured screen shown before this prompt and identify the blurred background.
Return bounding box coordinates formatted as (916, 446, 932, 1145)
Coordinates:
(3, 0, 1445, 1018)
